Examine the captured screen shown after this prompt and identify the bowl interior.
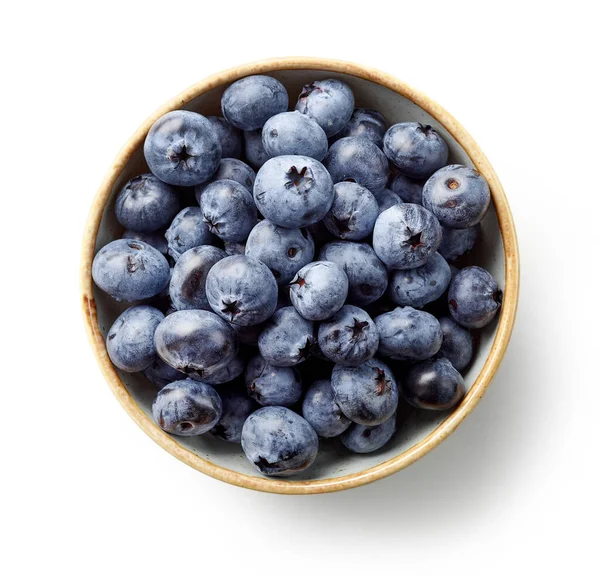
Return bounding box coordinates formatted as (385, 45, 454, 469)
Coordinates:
(91, 69, 505, 483)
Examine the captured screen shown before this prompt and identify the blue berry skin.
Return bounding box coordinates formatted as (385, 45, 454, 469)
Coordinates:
(377, 188, 404, 214)
(372, 203, 442, 270)
(302, 379, 351, 438)
(438, 224, 480, 261)
(319, 241, 388, 305)
(289, 261, 348, 321)
(262, 111, 328, 161)
(154, 310, 237, 378)
(207, 116, 243, 159)
(317, 305, 379, 366)
(389, 172, 424, 204)
(122, 229, 168, 255)
(258, 307, 315, 367)
(375, 306, 442, 360)
(254, 155, 334, 228)
(243, 129, 269, 170)
(211, 386, 257, 443)
(448, 266, 502, 329)
(241, 406, 318, 477)
(199, 179, 257, 242)
(115, 174, 180, 232)
(245, 354, 303, 407)
(383, 122, 448, 179)
(295, 79, 354, 137)
(341, 413, 396, 453)
(106, 305, 164, 372)
(144, 110, 221, 186)
(389, 252, 451, 309)
(223, 242, 246, 256)
(152, 379, 222, 436)
(195, 158, 256, 196)
(401, 357, 465, 410)
(331, 359, 399, 426)
(92, 239, 170, 302)
(165, 207, 215, 261)
(169, 245, 226, 311)
(336, 108, 388, 149)
(143, 358, 186, 389)
(245, 220, 315, 285)
(324, 137, 389, 195)
(437, 317, 473, 372)
(323, 182, 379, 240)
(197, 353, 245, 385)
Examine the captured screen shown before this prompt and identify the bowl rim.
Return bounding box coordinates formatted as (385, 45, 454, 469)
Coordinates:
(80, 56, 520, 495)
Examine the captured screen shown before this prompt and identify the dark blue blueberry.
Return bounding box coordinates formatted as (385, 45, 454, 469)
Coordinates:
(230, 322, 263, 347)
(122, 229, 168, 255)
(196, 353, 245, 385)
(448, 266, 502, 328)
(289, 261, 348, 321)
(377, 188, 404, 214)
(195, 158, 256, 196)
(323, 182, 379, 240)
(303, 220, 334, 249)
(372, 203, 442, 269)
(331, 358, 399, 425)
(302, 379, 351, 438)
(258, 307, 314, 367)
(295, 79, 354, 137)
(143, 357, 186, 389)
(207, 116, 243, 159)
(389, 172, 424, 204)
(152, 379, 222, 435)
(211, 386, 257, 443)
(437, 316, 473, 372)
(336, 108, 388, 149)
(245, 220, 315, 285)
(245, 354, 303, 407)
(241, 406, 318, 477)
(243, 129, 269, 170)
(438, 224, 480, 261)
(262, 111, 328, 161)
(144, 110, 221, 186)
(205, 255, 278, 326)
(449, 264, 460, 279)
(92, 239, 170, 302)
(317, 305, 379, 366)
(383, 122, 448, 179)
(223, 242, 246, 256)
(341, 413, 397, 453)
(165, 207, 215, 261)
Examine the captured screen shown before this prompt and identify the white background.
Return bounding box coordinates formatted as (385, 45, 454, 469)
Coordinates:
(2, 1, 599, 574)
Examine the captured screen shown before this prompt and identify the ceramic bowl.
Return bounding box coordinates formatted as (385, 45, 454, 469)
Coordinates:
(81, 57, 519, 494)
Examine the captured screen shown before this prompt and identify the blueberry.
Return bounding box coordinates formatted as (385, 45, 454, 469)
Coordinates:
(243, 129, 269, 169)
(341, 414, 396, 453)
(324, 137, 389, 195)
(302, 379, 351, 438)
(195, 158, 256, 196)
(437, 316, 473, 371)
(115, 174, 180, 232)
(230, 322, 263, 347)
(438, 224, 480, 261)
(154, 310, 237, 378)
(323, 182, 379, 240)
(295, 79, 354, 137)
(245, 354, 303, 407)
(122, 229, 168, 255)
(241, 406, 318, 477)
(152, 379, 222, 435)
(205, 255, 278, 326)
(223, 242, 246, 256)
(388, 252, 451, 308)
(383, 122, 448, 179)
(245, 220, 315, 285)
(389, 172, 424, 204)
(207, 116, 243, 159)
(377, 188, 404, 214)
(211, 386, 257, 443)
(143, 357, 186, 389)
(262, 111, 328, 161)
(319, 241, 388, 305)
(106, 305, 164, 372)
(144, 110, 221, 186)
(258, 307, 314, 367)
(401, 357, 465, 410)
(197, 353, 245, 385)
(165, 207, 215, 261)
(289, 261, 348, 321)
(92, 239, 170, 302)
(448, 266, 502, 328)
(375, 306, 442, 360)
(331, 359, 399, 425)
(372, 203, 442, 269)
(336, 108, 388, 149)
(317, 305, 379, 366)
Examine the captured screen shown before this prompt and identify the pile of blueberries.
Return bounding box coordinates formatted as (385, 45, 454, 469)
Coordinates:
(92, 75, 502, 477)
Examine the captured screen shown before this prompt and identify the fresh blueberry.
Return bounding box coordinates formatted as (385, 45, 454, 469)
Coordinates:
(195, 158, 256, 196)
(377, 188, 404, 214)
(143, 357, 186, 389)
(211, 386, 257, 443)
(383, 122, 448, 179)
(317, 305, 379, 366)
(258, 307, 314, 367)
(223, 242, 246, 256)
(401, 357, 465, 410)
(165, 207, 215, 261)
(243, 129, 269, 169)
(372, 203, 442, 269)
(152, 379, 222, 435)
(302, 379, 351, 438)
(331, 358, 399, 426)
(245, 354, 303, 407)
(289, 261, 348, 321)
(262, 111, 328, 161)
(375, 306, 442, 360)
(341, 414, 397, 453)
(389, 172, 424, 204)
(319, 241, 388, 305)
(438, 224, 480, 261)
(336, 108, 388, 149)
(295, 79, 354, 137)
(144, 110, 221, 186)
(324, 137, 389, 195)
(448, 266, 502, 328)
(323, 182, 379, 240)
(245, 220, 315, 285)
(207, 116, 243, 159)
(241, 406, 318, 477)
(92, 239, 170, 302)
(122, 229, 168, 255)
(197, 353, 245, 385)
(437, 316, 473, 371)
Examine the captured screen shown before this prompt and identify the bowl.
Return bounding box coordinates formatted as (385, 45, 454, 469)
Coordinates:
(81, 57, 519, 494)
